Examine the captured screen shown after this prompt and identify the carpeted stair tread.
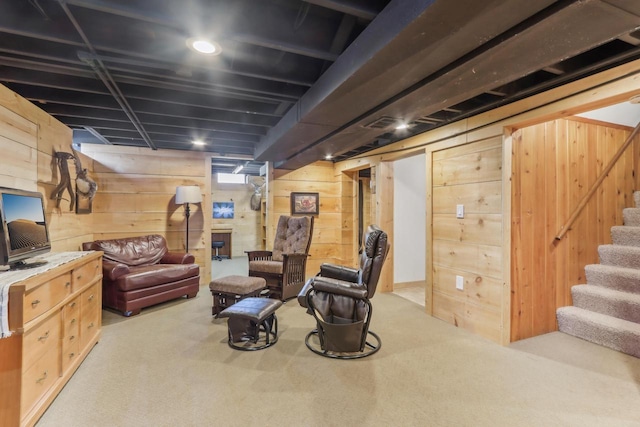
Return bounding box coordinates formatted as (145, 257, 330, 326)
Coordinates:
(611, 226, 640, 247)
(635, 191, 640, 208)
(585, 264, 640, 294)
(557, 306, 640, 358)
(571, 285, 640, 324)
(623, 208, 640, 226)
(598, 244, 640, 269)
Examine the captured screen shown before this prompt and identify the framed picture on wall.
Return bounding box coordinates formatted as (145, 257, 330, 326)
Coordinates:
(213, 202, 234, 218)
(290, 192, 319, 215)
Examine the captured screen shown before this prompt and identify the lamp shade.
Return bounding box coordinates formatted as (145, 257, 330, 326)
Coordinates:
(175, 186, 202, 204)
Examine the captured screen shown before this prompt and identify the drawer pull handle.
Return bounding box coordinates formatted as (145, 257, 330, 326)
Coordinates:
(66, 281, 71, 287)
(38, 331, 50, 341)
(88, 294, 94, 301)
(36, 371, 48, 384)
(70, 318, 76, 324)
(69, 335, 75, 341)
(31, 299, 40, 307)
(87, 322, 94, 329)
(69, 352, 75, 359)
(76, 275, 82, 280)
(70, 302, 76, 308)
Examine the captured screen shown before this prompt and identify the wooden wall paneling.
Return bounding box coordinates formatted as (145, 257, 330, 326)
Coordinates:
(271, 161, 339, 276)
(0, 135, 37, 190)
(81, 144, 211, 283)
(433, 139, 503, 342)
(432, 181, 502, 214)
(211, 180, 261, 257)
(425, 151, 433, 313)
(377, 161, 394, 292)
(510, 118, 638, 341)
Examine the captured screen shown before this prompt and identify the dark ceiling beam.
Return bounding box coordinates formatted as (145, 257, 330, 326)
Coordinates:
(0, 50, 304, 103)
(0, 67, 287, 116)
(61, 117, 262, 143)
(0, 25, 318, 87)
(302, 0, 378, 21)
(9, 84, 281, 127)
(227, 34, 338, 62)
(276, 0, 640, 170)
(63, 0, 341, 62)
(59, 1, 157, 150)
(46, 103, 269, 136)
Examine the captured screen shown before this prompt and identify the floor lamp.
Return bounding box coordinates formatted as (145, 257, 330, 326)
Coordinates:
(175, 185, 202, 253)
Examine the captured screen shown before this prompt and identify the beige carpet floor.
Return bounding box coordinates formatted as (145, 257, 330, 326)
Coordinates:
(35, 259, 640, 427)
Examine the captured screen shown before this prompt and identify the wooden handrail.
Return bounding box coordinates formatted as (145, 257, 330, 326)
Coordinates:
(555, 119, 640, 240)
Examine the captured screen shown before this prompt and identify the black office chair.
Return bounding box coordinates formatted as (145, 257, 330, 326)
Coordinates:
(298, 225, 389, 359)
(212, 241, 225, 261)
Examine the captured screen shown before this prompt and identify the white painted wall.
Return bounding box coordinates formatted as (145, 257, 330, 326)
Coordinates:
(393, 153, 426, 283)
(577, 102, 640, 127)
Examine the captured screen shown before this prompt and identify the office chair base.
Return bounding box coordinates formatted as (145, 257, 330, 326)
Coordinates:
(304, 329, 381, 359)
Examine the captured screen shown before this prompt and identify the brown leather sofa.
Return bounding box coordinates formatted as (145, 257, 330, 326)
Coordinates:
(82, 234, 200, 316)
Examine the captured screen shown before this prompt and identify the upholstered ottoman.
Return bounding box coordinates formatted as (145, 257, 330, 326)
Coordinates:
(218, 297, 283, 350)
(209, 275, 266, 316)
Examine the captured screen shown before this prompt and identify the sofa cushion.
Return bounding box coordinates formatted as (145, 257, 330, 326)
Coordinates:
(272, 216, 312, 262)
(90, 234, 168, 266)
(113, 263, 200, 292)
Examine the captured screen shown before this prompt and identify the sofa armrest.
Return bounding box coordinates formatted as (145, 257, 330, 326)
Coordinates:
(103, 259, 130, 281)
(246, 250, 273, 261)
(319, 263, 360, 283)
(161, 251, 194, 264)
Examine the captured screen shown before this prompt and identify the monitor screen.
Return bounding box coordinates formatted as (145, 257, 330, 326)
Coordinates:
(0, 188, 51, 268)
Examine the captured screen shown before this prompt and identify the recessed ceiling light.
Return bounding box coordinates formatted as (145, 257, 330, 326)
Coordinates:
(395, 123, 409, 130)
(325, 154, 333, 160)
(187, 38, 221, 55)
(192, 140, 206, 146)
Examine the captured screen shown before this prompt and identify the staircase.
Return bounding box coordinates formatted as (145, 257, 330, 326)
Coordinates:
(556, 192, 640, 358)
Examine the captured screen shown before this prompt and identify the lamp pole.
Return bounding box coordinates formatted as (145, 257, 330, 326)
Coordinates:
(175, 186, 202, 254)
(185, 202, 191, 253)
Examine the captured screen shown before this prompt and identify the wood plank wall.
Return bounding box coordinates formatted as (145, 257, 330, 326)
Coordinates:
(0, 84, 93, 252)
(272, 161, 343, 276)
(510, 117, 640, 341)
(431, 137, 504, 342)
(211, 178, 262, 257)
(80, 144, 212, 283)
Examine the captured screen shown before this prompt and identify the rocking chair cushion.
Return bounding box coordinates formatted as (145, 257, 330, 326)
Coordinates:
(272, 216, 313, 262)
(248, 260, 283, 275)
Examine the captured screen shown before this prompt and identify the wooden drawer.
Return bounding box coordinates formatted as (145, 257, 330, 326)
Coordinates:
(21, 347, 59, 416)
(80, 306, 100, 351)
(63, 298, 80, 337)
(22, 311, 60, 373)
(23, 272, 71, 323)
(81, 282, 100, 316)
(61, 337, 80, 373)
(73, 258, 101, 291)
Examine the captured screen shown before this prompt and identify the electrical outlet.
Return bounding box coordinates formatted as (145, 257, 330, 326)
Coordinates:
(456, 275, 464, 291)
(456, 204, 464, 219)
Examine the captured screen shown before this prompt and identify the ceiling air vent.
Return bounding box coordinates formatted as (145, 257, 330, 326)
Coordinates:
(363, 116, 400, 129)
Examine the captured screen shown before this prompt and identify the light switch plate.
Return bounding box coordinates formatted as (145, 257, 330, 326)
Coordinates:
(456, 204, 464, 219)
(456, 275, 464, 291)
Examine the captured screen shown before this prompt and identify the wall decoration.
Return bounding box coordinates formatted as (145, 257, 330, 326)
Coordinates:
(213, 201, 234, 218)
(290, 192, 319, 215)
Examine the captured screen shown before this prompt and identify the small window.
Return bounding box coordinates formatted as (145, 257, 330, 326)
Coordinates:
(217, 173, 246, 184)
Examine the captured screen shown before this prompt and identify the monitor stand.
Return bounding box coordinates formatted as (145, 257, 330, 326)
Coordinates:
(10, 259, 48, 270)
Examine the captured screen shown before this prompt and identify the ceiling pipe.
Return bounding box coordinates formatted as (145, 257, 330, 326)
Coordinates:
(57, 0, 157, 150)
